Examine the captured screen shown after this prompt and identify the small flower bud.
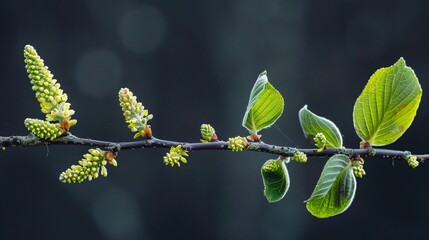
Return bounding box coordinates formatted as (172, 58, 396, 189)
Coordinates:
(105, 151, 118, 166)
(227, 136, 248, 152)
(291, 151, 307, 163)
(262, 158, 284, 172)
(101, 166, 108, 177)
(200, 124, 217, 142)
(89, 149, 101, 156)
(403, 151, 419, 169)
(352, 160, 366, 178)
(407, 156, 419, 169)
(163, 145, 189, 167)
(368, 147, 376, 156)
(313, 132, 327, 151)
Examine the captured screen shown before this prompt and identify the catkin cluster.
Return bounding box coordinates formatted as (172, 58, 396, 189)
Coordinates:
(24, 118, 63, 140)
(119, 88, 153, 138)
(24, 45, 76, 124)
(227, 136, 247, 152)
(163, 145, 189, 167)
(59, 148, 117, 183)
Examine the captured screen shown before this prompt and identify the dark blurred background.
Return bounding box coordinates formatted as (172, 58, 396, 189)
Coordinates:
(1, 0, 429, 239)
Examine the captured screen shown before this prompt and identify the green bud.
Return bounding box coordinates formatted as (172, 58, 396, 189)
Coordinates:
(407, 156, 419, 169)
(291, 151, 307, 163)
(89, 149, 101, 156)
(163, 145, 189, 167)
(24, 118, 63, 140)
(313, 132, 327, 151)
(352, 160, 366, 178)
(101, 166, 108, 177)
(368, 147, 376, 156)
(200, 124, 217, 142)
(227, 136, 247, 152)
(262, 158, 283, 172)
(403, 151, 419, 169)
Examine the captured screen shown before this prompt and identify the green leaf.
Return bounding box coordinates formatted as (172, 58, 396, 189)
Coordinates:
(261, 159, 289, 203)
(306, 154, 356, 218)
(298, 105, 343, 148)
(353, 58, 422, 146)
(242, 71, 284, 135)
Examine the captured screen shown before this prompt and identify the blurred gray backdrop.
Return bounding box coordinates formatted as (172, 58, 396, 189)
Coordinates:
(1, 0, 429, 239)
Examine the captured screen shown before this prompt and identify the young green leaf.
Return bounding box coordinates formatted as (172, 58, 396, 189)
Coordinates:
(353, 58, 422, 146)
(261, 158, 289, 203)
(306, 154, 356, 218)
(242, 71, 284, 135)
(298, 105, 342, 148)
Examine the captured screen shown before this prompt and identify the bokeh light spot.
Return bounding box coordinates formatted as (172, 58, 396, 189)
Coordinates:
(75, 49, 122, 98)
(92, 186, 146, 240)
(118, 5, 166, 55)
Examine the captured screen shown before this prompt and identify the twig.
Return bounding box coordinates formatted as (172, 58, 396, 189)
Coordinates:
(1, 133, 427, 161)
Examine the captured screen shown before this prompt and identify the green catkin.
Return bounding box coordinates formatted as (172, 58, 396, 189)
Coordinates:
(227, 136, 247, 152)
(313, 132, 327, 150)
(118, 88, 153, 138)
(24, 118, 63, 140)
(59, 148, 117, 183)
(407, 156, 419, 169)
(262, 159, 282, 172)
(163, 145, 189, 167)
(291, 151, 307, 163)
(24, 45, 76, 124)
(352, 161, 366, 178)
